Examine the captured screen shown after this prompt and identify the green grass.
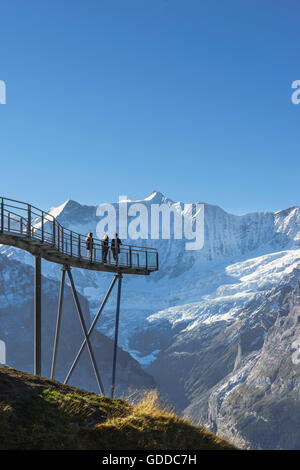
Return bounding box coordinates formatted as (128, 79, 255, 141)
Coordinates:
(0, 366, 236, 450)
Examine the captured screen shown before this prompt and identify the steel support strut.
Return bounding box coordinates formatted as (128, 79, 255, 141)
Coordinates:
(111, 273, 123, 399)
(34, 255, 42, 375)
(50, 266, 66, 380)
(64, 273, 119, 388)
(66, 267, 105, 395)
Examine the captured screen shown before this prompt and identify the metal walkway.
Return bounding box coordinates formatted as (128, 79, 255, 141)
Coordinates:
(0, 197, 158, 275)
(0, 197, 159, 398)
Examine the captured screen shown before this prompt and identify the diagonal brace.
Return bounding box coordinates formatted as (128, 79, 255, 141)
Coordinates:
(50, 266, 66, 380)
(66, 267, 105, 395)
(64, 273, 119, 388)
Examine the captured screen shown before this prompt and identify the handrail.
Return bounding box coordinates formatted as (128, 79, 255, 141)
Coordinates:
(0, 197, 159, 272)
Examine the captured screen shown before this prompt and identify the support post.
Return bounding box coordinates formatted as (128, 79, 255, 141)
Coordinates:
(52, 220, 56, 247)
(111, 273, 122, 399)
(34, 254, 42, 375)
(50, 266, 66, 380)
(57, 225, 60, 250)
(27, 205, 32, 238)
(0, 198, 3, 232)
(41, 212, 44, 243)
(129, 246, 132, 267)
(66, 267, 105, 395)
(64, 274, 118, 388)
(78, 234, 81, 258)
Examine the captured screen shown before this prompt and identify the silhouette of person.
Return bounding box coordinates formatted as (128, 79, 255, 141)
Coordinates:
(111, 233, 122, 264)
(102, 234, 109, 263)
(85, 232, 93, 261)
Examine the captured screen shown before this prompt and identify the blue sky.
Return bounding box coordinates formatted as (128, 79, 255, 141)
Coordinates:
(0, 0, 299, 214)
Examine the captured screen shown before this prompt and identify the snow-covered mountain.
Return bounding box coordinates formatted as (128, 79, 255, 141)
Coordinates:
(1, 192, 299, 363)
(1, 191, 300, 448)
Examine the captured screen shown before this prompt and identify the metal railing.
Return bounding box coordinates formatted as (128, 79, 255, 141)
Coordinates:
(0, 197, 159, 272)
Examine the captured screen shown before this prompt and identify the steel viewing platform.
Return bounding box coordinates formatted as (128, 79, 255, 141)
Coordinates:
(0, 197, 159, 398)
(0, 197, 158, 275)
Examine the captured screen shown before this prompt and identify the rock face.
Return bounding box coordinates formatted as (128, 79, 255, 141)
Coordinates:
(0, 254, 155, 397)
(201, 278, 300, 450)
(148, 272, 300, 449)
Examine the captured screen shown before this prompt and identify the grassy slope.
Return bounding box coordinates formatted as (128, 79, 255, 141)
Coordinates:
(0, 366, 236, 450)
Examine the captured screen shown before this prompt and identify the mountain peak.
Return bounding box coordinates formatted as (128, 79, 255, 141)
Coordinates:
(48, 199, 81, 219)
(144, 191, 172, 203)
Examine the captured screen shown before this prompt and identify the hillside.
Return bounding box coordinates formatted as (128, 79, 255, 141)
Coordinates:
(0, 366, 236, 450)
